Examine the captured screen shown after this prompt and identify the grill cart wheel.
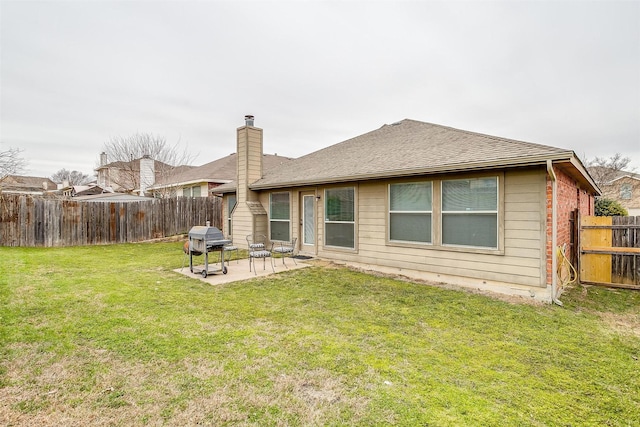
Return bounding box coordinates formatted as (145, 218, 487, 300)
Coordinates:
(223, 266, 227, 274)
(201, 270, 208, 278)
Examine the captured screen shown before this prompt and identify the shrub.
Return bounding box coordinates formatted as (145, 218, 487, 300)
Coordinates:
(595, 198, 628, 216)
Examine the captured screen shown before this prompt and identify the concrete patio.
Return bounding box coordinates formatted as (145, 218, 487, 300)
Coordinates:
(174, 255, 311, 285)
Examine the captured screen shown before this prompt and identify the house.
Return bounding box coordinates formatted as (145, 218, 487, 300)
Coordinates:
(96, 152, 193, 196)
(0, 175, 57, 196)
(60, 183, 114, 198)
(589, 168, 640, 216)
(217, 116, 600, 302)
(147, 152, 293, 198)
(72, 192, 152, 202)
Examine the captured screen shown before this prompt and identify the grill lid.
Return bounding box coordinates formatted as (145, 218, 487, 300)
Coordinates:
(188, 226, 225, 241)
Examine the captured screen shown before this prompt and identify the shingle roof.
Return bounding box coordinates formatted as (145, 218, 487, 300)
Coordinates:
(251, 119, 577, 189)
(96, 158, 175, 172)
(153, 153, 239, 186)
(73, 193, 151, 202)
(2, 175, 57, 191)
(155, 153, 294, 189)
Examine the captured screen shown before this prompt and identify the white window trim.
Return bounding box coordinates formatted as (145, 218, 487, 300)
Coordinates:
(324, 187, 356, 250)
(388, 182, 433, 245)
(441, 176, 499, 250)
(620, 184, 632, 200)
(227, 194, 237, 237)
(269, 192, 291, 241)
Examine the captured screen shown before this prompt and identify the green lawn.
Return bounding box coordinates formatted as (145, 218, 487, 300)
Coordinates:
(1, 242, 638, 426)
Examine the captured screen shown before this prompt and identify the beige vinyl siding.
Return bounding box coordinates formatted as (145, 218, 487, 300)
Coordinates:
(254, 193, 270, 239)
(246, 131, 263, 190)
(503, 169, 547, 286)
(237, 136, 248, 203)
(315, 168, 547, 288)
(231, 204, 254, 248)
(237, 126, 263, 203)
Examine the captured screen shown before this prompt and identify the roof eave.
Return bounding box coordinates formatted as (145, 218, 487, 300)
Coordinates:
(249, 153, 577, 190)
(211, 186, 237, 194)
(149, 179, 232, 190)
(567, 156, 602, 196)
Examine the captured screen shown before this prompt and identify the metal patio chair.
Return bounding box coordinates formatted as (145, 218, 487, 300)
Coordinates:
(246, 234, 274, 275)
(223, 239, 239, 266)
(272, 237, 297, 267)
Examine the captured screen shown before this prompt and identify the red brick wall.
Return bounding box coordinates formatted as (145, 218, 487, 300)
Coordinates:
(545, 167, 593, 285)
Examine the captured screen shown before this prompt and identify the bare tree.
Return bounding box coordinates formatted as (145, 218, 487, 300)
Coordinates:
(586, 153, 638, 200)
(98, 133, 194, 195)
(0, 145, 27, 183)
(51, 169, 92, 186)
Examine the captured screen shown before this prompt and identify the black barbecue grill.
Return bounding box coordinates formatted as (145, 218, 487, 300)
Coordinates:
(188, 225, 231, 277)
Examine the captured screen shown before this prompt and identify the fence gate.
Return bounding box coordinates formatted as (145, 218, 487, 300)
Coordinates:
(579, 215, 640, 289)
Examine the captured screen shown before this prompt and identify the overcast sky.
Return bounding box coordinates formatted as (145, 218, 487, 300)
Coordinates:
(1, 0, 639, 179)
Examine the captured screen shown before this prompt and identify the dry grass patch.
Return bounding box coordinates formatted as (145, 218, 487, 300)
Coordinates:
(1, 343, 368, 426)
(597, 311, 640, 337)
(564, 284, 640, 337)
(2, 344, 177, 426)
(272, 368, 369, 423)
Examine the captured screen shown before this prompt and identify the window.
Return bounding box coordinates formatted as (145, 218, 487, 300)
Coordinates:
(270, 192, 290, 241)
(192, 185, 201, 197)
(442, 177, 498, 248)
(183, 187, 191, 197)
(325, 187, 355, 248)
(620, 183, 632, 200)
(227, 194, 236, 236)
(389, 182, 432, 243)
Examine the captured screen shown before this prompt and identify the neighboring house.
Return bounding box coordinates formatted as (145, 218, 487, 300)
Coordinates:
(72, 192, 152, 202)
(147, 153, 293, 198)
(589, 168, 640, 216)
(0, 175, 57, 195)
(217, 116, 600, 302)
(60, 183, 114, 198)
(96, 152, 192, 196)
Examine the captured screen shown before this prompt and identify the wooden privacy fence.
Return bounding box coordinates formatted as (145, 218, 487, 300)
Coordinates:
(0, 194, 222, 247)
(580, 215, 640, 289)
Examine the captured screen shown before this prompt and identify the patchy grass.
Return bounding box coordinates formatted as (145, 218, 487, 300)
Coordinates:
(1, 242, 639, 426)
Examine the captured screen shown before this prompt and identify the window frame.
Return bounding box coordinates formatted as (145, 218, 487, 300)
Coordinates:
(227, 194, 237, 237)
(269, 191, 291, 242)
(441, 176, 499, 250)
(620, 183, 632, 200)
(324, 186, 356, 250)
(386, 173, 503, 254)
(388, 181, 433, 244)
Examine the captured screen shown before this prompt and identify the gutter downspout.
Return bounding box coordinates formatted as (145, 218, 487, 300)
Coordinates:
(547, 160, 563, 306)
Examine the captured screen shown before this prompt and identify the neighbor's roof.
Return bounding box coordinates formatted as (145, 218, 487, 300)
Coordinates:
(73, 192, 151, 202)
(605, 170, 640, 184)
(250, 119, 599, 194)
(1, 175, 57, 191)
(156, 153, 294, 190)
